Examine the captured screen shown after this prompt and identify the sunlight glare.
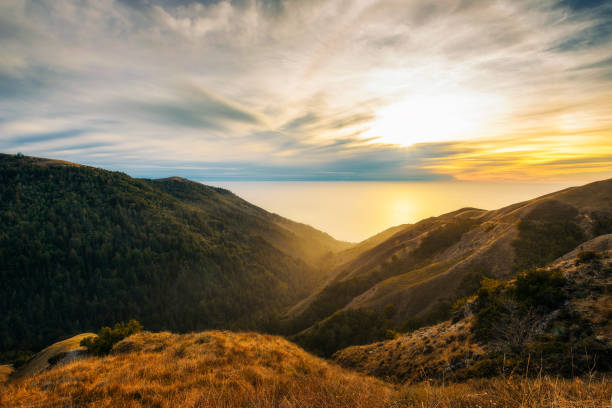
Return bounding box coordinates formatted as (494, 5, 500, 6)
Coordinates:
(366, 91, 499, 146)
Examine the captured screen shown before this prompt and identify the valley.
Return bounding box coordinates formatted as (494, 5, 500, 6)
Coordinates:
(1, 153, 611, 407)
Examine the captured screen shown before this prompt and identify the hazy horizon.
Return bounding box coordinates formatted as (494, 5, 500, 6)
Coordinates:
(205, 179, 594, 242)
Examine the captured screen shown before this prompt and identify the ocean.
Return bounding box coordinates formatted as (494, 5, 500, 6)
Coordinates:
(204, 180, 580, 242)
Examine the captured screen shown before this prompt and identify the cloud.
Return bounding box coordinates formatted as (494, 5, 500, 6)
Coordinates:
(0, 0, 610, 180)
(125, 83, 264, 130)
(422, 131, 612, 181)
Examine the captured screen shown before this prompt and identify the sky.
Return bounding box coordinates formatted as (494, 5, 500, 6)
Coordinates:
(1, 0, 611, 181)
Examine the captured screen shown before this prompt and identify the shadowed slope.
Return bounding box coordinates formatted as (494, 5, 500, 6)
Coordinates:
(0, 153, 349, 354)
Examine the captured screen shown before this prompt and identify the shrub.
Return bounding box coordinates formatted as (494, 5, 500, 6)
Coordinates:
(451, 297, 468, 314)
(473, 271, 566, 343)
(399, 317, 423, 333)
(512, 200, 584, 272)
(81, 320, 143, 356)
(576, 250, 600, 264)
(513, 269, 566, 310)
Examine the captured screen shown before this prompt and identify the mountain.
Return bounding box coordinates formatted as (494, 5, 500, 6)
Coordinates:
(2, 154, 611, 406)
(0, 153, 349, 354)
(3, 151, 611, 364)
(334, 238, 612, 381)
(286, 178, 612, 356)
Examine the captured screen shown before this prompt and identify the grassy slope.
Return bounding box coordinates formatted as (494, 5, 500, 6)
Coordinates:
(10, 333, 95, 380)
(285, 212, 483, 333)
(288, 179, 612, 354)
(286, 223, 409, 319)
(334, 243, 612, 383)
(0, 153, 349, 353)
(0, 365, 12, 383)
(0, 330, 609, 408)
(0, 331, 393, 408)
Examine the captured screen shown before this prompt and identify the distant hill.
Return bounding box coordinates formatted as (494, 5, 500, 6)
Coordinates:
(0, 153, 349, 354)
(334, 239, 612, 381)
(286, 178, 612, 356)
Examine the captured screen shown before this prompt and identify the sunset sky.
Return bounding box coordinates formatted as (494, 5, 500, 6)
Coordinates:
(1, 0, 611, 181)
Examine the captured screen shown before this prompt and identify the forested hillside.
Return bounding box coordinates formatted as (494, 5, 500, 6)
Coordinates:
(0, 154, 348, 355)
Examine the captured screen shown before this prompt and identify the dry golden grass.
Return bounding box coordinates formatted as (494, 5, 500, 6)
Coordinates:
(10, 333, 95, 381)
(334, 317, 485, 383)
(0, 365, 13, 383)
(0, 331, 392, 408)
(1, 331, 609, 408)
(395, 377, 611, 408)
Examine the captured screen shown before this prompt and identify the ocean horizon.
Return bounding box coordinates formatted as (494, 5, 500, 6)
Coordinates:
(203, 180, 586, 242)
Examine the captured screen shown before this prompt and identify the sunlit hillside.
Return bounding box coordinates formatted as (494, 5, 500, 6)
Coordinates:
(287, 179, 612, 356)
(1, 330, 610, 408)
(335, 243, 612, 382)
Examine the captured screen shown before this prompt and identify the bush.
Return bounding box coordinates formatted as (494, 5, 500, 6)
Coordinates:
(473, 271, 566, 343)
(81, 320, 143, 356)
(400, 317, 423, 333)
(576, 251, 600, 264)
(513, 269, 566, 310)
(512, 200, 584, 272)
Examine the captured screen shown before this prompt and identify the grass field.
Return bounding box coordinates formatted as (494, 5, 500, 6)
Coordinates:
(1, 331, 609, 407)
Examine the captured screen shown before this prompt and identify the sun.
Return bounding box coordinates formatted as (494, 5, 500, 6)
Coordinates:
(365, 91, 498, 146)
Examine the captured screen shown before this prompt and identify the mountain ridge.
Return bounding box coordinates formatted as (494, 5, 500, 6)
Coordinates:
(3, 152, 611, 364)
(287, 177, 612, 356)
(0, 153, 349, 354)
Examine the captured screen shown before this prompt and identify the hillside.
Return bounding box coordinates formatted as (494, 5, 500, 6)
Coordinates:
(0, 153, 349, 356)
(1, 330, 609, 408)
(0, 330, 393, 408)
(9, 333, 93, 381)
(334, 240, 612, 382)
(287, 179, 612, 356)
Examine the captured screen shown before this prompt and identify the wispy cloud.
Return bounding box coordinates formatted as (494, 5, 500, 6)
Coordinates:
(0, 0, 611, 180)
